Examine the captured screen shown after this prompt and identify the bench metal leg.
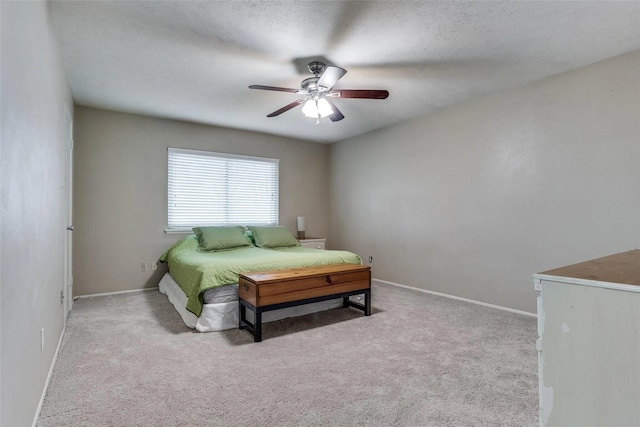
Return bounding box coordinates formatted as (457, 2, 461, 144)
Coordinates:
(239, 302, 247, 326)
(364, 289, 371, 316)
(240, 288, 371, 342)
(239, 301, 263, 342)
(254, 310, 262, 342)
(342, 291, 371, 316)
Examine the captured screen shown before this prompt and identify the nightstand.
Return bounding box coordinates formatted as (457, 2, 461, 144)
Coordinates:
(298, 238, 326, 249)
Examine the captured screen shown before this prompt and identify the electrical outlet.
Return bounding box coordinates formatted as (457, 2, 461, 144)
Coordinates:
(140, 262, 147, 272)
(151, 262, 158, 271)
(40, 328, 45, 351)
(368, 256, 373, 263)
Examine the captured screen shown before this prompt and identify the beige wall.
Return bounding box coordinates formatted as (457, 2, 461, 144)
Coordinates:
(329, 50, 640, 314)
(0, 1, 73, 425)
(73, 107, 330, 296)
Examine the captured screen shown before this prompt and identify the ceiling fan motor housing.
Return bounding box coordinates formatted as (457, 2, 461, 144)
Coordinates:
(307, 61, 326, 77)
(301, 77, 323, 93)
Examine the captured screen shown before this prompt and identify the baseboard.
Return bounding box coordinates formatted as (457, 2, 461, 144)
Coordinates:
(31, 288, 160, 425)
(74, 287, 159, 300)
(31, 325, 66, 427)
(373, 278, 537, 317)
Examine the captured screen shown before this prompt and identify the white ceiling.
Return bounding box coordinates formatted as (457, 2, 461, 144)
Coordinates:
(51, 1, 640, 143)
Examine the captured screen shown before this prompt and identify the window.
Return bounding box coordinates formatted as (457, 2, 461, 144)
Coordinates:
(167, 147, 279, 232)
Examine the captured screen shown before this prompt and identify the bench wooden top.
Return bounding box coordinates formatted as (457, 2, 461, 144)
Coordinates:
(240, 263, 369, 284)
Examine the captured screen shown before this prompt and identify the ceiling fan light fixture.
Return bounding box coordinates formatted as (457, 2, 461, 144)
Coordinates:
(302, 98, 333, 119)
(249, 61, 388, 123)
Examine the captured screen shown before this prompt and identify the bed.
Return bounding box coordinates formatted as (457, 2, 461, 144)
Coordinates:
(158, 226, 362, 332)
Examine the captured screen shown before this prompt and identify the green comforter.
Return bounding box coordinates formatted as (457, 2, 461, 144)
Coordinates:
(160, 236, 362, 316)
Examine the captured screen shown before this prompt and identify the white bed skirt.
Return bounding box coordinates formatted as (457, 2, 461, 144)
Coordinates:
(158, 272, 342, 332)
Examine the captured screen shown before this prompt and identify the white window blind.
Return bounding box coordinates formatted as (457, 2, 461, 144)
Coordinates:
(167, 147, 279, 231)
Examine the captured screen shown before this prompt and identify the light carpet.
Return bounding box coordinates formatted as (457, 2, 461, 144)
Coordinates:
(38, 282, 538, 426)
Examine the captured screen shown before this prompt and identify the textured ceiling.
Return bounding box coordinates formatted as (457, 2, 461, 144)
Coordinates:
(51, 1, 640, 143)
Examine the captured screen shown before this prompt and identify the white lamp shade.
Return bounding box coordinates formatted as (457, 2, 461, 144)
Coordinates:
(297, 216, 306, 231)
(302, 98, 333, 118)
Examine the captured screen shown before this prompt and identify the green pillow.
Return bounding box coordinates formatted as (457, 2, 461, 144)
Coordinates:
(192, 226, 252, 252)
(248, 226, 300, 248)
(244, 228, 256, 245)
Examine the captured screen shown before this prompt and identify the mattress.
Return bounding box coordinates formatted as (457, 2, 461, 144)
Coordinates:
(159, 272, 342, 332)
(202, 284, 238, 304)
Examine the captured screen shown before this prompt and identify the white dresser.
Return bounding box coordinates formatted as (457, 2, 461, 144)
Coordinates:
(298, 238, 326, 249)
(533, 250, 640, 427)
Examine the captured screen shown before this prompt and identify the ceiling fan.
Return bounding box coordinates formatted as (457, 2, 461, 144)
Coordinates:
(249, 61, 389, 123)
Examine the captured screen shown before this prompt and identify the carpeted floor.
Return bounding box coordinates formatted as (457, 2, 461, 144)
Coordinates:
(38, 282, 538, 426)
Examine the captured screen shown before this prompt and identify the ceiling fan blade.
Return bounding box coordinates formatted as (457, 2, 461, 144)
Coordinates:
(266, 99, 305, 117)
(325, 99, 344, 122)
(249, 85, 300, 93)
(317, 66, 347, 90)
(335, 89, 389, 99)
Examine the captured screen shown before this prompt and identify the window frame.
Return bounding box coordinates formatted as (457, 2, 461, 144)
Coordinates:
(165, 147, 280, 233)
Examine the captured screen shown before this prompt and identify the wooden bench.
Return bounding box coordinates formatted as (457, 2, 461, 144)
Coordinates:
(238, 263, 371, 342)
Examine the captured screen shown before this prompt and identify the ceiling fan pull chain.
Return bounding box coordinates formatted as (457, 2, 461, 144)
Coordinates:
(316, 100, 321, 125)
